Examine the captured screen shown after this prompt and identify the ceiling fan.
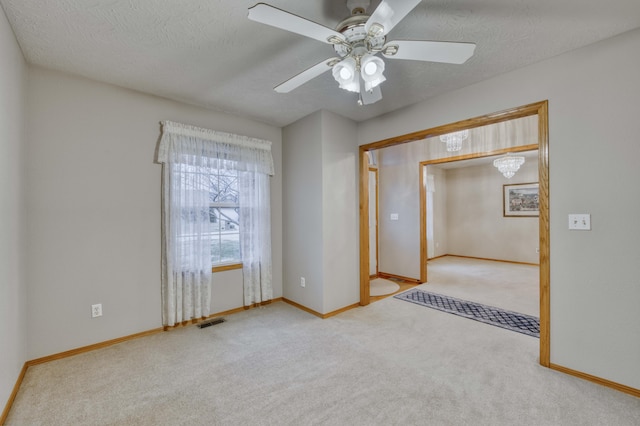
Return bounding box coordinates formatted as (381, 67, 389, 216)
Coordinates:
(248, 0, 476, 105)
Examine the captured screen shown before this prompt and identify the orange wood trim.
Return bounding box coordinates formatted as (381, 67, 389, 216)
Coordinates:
(360, 103, 545, 152)
(378, 272, 422, 284)
(26, 328, 165, 367)
(212, 263, 243, 273)
(419, 163, 427, 283)
(428, 254, 448, 261)
(537, 101, 551, 368)
(549, 363, 640, 399)
(423, 144, 538, 165)
(322, 303, 361, 319)
(164, 298, 285, 330)
(359, 147, 371, 306)
(369, 274, 379, 279)
(442, 254, 539, 266)
(1, 363, 28, 425)
(282, 298, 324, 318)
(282, 298, 360, 319)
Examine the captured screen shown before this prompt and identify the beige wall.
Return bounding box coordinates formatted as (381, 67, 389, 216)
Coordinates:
(25, 67, 283, 359)
(359, 28, 640, 389)
(444, 160, 538, 264)
(0, 5, 27, 408)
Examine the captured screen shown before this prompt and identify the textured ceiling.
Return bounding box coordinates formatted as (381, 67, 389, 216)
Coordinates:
(2, 0, 640, 127)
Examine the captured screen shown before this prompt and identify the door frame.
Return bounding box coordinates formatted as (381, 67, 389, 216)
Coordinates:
(358, 100, 550, 367)
(419, 143, 538, 282)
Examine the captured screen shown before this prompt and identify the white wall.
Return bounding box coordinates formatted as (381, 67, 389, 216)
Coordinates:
(25, 67, 283, 360)
(359, 28, 640, 390)
(321, 111, 359, 313)
(283, 110, 359, 315)
(377, 142, 423, 279)
(282, 112, 324, 313)
(430, 167, 448, 258)
(0, 5, 27, 408)
(445, 160, 538, 264)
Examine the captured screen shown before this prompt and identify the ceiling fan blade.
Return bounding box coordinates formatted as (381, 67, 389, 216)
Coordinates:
(248, 3, 345, 45)
(274, 57, 339, 93)
(382, 40, 476, 64)
(360, 85, 382, 105)
(365, 0, 422, 36)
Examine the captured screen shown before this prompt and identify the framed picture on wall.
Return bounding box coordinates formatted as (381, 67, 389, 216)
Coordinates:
(503, 182, 539, 217)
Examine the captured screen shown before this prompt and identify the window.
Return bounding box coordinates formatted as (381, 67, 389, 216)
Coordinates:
(174, 164, 241, 269)
(159, 120, 274, 319)
(209, 168, 241, 265)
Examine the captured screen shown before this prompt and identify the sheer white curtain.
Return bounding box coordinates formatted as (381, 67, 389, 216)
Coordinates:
(157, 121, 274, 326)
(239, 171, 272, 306)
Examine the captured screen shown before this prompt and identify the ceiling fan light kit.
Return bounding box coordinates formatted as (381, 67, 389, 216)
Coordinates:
(332, 57, 360, 92)
(248, 0, 476, 105)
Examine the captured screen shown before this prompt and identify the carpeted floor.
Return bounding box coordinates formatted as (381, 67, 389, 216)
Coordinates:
(6, 258, 640, 425)
(395, 289, 540, 337)
(369, 278, 400, 296)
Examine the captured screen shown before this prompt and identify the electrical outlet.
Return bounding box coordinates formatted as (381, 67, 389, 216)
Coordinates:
(300, 277, 306, 288)
(91, 303, 103, 318)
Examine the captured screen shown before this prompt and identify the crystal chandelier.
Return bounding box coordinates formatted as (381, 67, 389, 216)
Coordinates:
(493, 154, 525, 178)
(440, 130, 469, 152)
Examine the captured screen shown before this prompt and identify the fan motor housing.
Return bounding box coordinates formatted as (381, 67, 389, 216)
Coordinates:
(334, 15, 386, 58)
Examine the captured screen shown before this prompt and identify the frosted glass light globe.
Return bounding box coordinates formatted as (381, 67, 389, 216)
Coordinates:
(364, 61, 377, 76)
(339, 67, 352, 80)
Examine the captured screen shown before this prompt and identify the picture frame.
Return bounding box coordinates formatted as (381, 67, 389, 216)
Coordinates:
(503, 182, 539, 217)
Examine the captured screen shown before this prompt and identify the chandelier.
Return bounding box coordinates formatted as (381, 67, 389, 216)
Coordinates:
(493, 154, 525, 178)
(440, 130, 469, 152)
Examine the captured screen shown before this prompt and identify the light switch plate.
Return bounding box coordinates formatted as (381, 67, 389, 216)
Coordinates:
(568, 214, 591, 230)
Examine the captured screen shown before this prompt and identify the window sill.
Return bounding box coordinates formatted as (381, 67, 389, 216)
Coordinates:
(212, 263, 243, 273)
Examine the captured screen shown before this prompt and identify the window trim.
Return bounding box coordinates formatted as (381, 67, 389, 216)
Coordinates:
(212, 262, 242, 273)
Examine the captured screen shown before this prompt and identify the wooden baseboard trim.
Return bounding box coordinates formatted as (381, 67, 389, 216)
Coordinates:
(1, 363, 28, 425)
(27, 328, 165, 367)
(164, 298, 285, 330)
(442, 254, 539, 266)
(282, 298, 323, 318)
(378, 272, 421, 284)
(323, 303, 360, 318)
(427, 254, 448, 261)
(282, 298, 360, 319)
(549, 363, 640, 398)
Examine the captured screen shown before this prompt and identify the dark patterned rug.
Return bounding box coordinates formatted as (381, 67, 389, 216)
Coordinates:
(394, 289, 539, 338)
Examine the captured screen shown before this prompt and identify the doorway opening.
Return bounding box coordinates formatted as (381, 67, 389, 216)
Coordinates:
(358, 101, 549, 366)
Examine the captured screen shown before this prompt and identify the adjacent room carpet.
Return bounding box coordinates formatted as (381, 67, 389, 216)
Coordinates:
(369, 278, 400, 296)
(394, 288, 540, 337)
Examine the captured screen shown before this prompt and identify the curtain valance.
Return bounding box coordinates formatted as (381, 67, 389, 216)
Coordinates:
(157, 120, 274, 176)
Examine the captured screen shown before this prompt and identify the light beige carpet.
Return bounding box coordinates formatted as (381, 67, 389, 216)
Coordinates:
(6, 258, 640, 425)
(369, 278, 400, 296)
